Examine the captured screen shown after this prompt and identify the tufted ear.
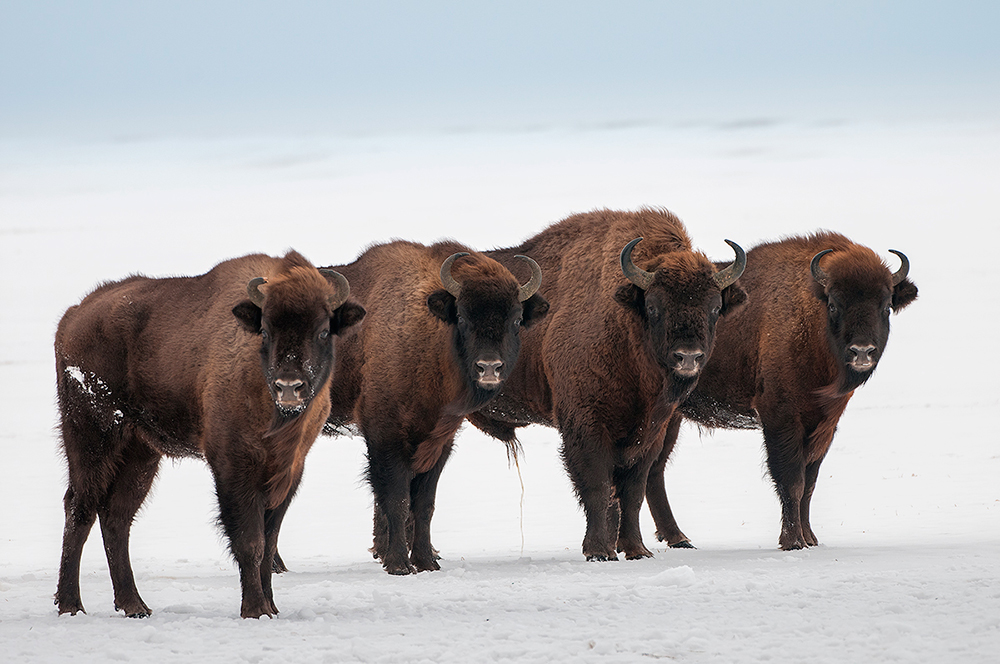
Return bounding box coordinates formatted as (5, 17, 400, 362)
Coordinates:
(427, 290, 457, 323)
(721, 282, 748, 316)
(232, 301, 262, 333)
(333, 300, 366, 335)
(521, 293, 549, 328)
(891, 278, 918, 312)
(614, 283, 645, 315)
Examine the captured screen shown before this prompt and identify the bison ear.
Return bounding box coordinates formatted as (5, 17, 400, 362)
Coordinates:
(333, 300, 366, 335)
(720, 283, 747, 316)
(232, 301, 262, 333)
(521, 293, 549, 328)
(614, 283, 644, 314)
(427, 290, 457, 323)
(891, 278, 918, 312)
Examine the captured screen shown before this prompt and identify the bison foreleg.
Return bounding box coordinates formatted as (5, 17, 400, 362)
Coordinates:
(366, 444, 417, 575)
(645, 413, 694, 547)
(614, 457, 656, 560)
(260, 470, 302, 614)
(214, 473, 273, 618)
(762, 423, 808, 550)
(559, 423, 618, 561)
(408, 440, 454, 572)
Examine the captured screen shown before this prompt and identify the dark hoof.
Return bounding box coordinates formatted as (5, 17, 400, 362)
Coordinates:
(412, 556, 442, 573)
(624, 549, 654, 560)
(272, 552, 288, 574)
(384, 559, 417, 575)
(56, 601, 86, 616)
(115, 599, 152, 618)
(669, 540, 696, 549)
(585, 553, 619, 562)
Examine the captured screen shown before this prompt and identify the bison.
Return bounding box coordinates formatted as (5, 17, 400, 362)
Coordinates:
(322, 240, 548, 575)
(467, 208, 747, 561)
(54, 250, 364, 618)
(645, 231, 918, 550)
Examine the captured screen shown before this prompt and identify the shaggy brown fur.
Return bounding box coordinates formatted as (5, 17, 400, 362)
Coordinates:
(647, 231, 918, 550)
(54, 250, 364, 618)
(468, 208, 747, 560)
(322, 240, 548, 575)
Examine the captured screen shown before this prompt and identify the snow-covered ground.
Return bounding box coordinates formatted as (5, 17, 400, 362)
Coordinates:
(2, 117, 998, 662)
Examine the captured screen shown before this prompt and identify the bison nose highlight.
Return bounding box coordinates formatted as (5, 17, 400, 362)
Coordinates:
(274, 378, 305, 404)
(476, 360, 504, 387)
(672, 349, 705, 377)
(848, 344, 877, 371)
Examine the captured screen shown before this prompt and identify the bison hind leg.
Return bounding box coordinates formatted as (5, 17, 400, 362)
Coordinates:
(271, 551, 288, 574)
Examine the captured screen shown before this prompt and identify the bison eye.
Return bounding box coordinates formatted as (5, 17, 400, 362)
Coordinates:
(319, 329, 330, 340)
(828, 302, 838, 315)
(514, 317, 523, 327)
(711, 305, 721, 317)
(261, 329, 269, 340)
(646, 305, 660, 322)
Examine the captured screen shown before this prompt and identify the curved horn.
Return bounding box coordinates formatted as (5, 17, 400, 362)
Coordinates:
(811, 249, 833, 288)
(247, 277, 267, 307)
(887, 249, 909, 286)
(620, 237, 655, 290)
(711, 239, 747, 289)
(319, 269, 351, 309)
(440, 252, 469, 298)
(514, 255, 542, 301)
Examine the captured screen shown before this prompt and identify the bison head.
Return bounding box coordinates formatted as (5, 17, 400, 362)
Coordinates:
(810, 246, 917, 392)
(232, 257, 366, 417)
(615, 238, 747, 401)
(427, 252, 549, 406)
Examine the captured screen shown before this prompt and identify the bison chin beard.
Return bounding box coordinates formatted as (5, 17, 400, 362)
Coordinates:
(666, 371, 700, 403)
(815, 365, 877, 404)
(266, 402, 308, 438)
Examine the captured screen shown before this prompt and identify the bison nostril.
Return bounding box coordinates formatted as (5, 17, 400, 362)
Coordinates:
(849, 345, 876, 362)
(476, 360, 503, 379)
(674, 350, 704, 364)
(274, 379, 305, 401)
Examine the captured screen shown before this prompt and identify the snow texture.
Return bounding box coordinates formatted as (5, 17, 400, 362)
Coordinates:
(1, 8, 999, 660)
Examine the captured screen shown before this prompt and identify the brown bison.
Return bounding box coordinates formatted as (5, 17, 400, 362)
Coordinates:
(322, 240, 548, 575)
(54, 250, 364, 618)
(646, 231, 918, 550)
(467, 208, 747, 561)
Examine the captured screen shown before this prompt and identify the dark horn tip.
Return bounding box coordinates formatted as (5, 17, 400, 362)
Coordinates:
(887, 249, 909, 285)
(810, 249, 833, 287)
(440, 252, 470, 298)
(247, 277, 267, 307)
(711, 239, 747, 289)
(620, 237, 655, 290)
(319, 269, 351, 308)
(514, 254, 542, 301)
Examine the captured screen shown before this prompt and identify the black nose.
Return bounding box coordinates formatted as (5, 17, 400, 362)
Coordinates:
(274, 379, 305, 403)
(672, 350, 705, 376)
(476, 360, 503, 380)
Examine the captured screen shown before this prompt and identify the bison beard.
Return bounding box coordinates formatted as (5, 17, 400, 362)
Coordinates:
(647, 231, 917, 551)
(53, 250, 364, 618)
(467, 208, 747, 561)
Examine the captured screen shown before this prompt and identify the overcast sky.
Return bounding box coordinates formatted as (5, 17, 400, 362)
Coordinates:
(2, 1, 997, 138)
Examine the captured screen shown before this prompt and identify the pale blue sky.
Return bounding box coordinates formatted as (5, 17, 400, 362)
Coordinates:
(2, 1, 997, 137)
